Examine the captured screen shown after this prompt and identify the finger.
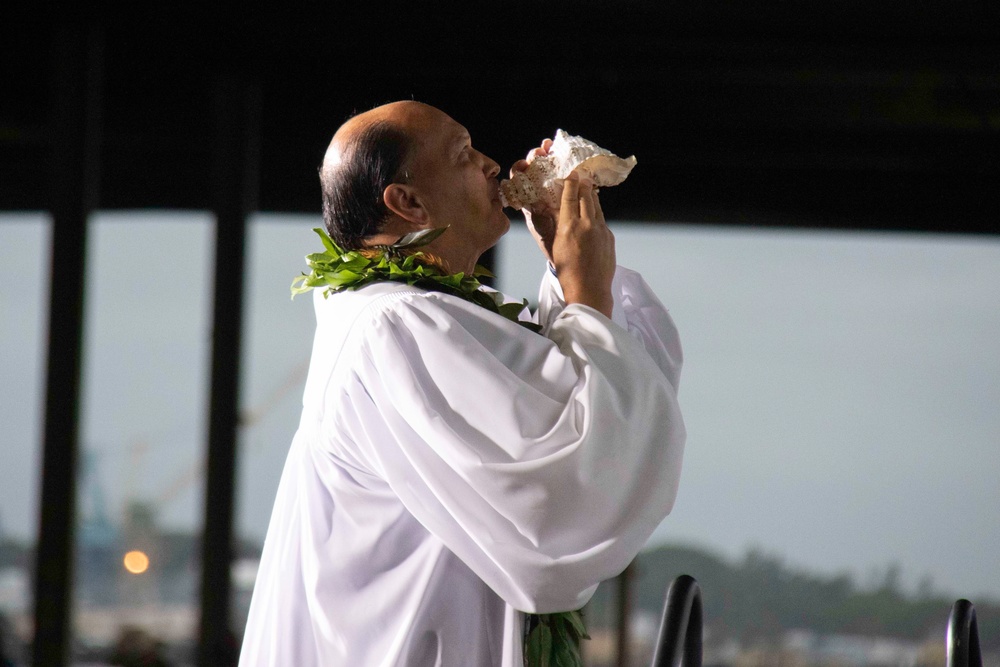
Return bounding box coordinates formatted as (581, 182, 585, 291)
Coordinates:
(579, 180, 597, 222)
(526, 139, 554, 162)
(577, 178, 594, 205)
(509, 159, 529, 176)
(592, 187, 606, 225)
(561, 172, 581, 210)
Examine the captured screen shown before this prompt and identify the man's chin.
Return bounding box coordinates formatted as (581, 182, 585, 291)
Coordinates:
(496, 211, 511, 237)
(481, 213, 511, 253)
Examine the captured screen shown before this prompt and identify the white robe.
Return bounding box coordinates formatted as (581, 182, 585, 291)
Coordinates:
(239, 265, 686, 667)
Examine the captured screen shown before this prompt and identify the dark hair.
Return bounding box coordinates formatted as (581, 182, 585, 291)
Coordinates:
(319, 120, 412, 250)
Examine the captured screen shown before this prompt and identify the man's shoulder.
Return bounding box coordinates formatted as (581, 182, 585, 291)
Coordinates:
(305, 283, 438, 394)
(320, 282, 537, 348)
(314, 281, 425, 328)
(314, 281, 492, 332)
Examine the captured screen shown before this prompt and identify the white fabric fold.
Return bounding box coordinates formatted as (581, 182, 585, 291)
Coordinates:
(240, 266, 685, 667)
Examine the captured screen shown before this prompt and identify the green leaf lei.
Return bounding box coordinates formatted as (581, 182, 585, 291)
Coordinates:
(292, 226, 589, 667)
(292, 227, 540, 332)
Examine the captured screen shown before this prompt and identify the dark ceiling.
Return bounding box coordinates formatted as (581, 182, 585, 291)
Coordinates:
(3, 2, 998, 233)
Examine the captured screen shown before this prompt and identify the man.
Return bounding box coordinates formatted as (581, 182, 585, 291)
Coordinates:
(239, 101, 685, 666)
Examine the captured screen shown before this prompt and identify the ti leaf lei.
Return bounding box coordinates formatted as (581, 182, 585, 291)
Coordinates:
(291, 226, 589, 667)
(292, 227, 540, 333)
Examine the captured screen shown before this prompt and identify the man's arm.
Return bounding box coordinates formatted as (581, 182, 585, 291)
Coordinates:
(330, 288, 685, 614)
(548, 173, 616, 317)
(515, 141, 682, 392)
(537, 265, 683, 394)
(512, 145, 616, 318)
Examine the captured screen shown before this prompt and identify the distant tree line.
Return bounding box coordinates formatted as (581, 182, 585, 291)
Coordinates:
(4, 535, 997, 651)
(608, 543, 999, 650)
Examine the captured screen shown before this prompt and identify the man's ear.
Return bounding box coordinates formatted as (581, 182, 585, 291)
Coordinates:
(384, 184, 430, 227)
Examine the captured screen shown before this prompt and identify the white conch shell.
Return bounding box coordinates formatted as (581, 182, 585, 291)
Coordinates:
(500, 129, 637, 210)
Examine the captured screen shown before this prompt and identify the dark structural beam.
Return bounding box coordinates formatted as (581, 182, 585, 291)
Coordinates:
(197, 77, 261, 666)
(615, 560, 636, 667)
(33, 25, 103, 666)
(3, 7, 997, 234)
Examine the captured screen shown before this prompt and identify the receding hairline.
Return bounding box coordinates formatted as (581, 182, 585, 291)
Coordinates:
(324, 101, 438, 171)
(322, 119, 404, 180)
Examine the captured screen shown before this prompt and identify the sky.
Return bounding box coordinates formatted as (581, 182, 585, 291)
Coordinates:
(2, 211, 999, 603)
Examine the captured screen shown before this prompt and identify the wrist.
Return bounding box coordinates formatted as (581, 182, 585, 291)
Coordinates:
(561, 284, 613, 318)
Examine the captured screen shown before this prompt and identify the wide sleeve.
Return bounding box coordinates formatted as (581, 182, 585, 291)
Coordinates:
(538, 265, 683, 394)
(331, 285, 685, 614)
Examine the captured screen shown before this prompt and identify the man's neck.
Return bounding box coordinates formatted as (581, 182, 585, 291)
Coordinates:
(363, 232, 479, 276)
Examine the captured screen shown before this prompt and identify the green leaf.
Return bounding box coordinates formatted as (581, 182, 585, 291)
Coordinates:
(305, 252, 334, 265)
(498, 301, 527, 321)
(314, 227, 339, 255)
(290, 278, 311, 298)
(391, 226, 449, 250)
(438, 273, 463, 289)
(550, 616, 583, 667)
(321, 269, 363, 287)
(563, 610, 590, 641)
(525, 623, 552, 667)
(304, 274, 329, 287)
(337, 255, 372, 272)
(554, 643, 580, 667)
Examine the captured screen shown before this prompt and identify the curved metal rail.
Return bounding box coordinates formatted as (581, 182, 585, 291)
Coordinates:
(650, 574, 703, 667)
(948, 599, 983, 667)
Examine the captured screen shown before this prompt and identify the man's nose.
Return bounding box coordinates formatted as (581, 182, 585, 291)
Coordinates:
(477, 150, 501, 179)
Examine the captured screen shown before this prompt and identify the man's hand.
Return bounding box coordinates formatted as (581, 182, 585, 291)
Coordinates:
(511, 140, 616, 318)
(551, 172, 616, 318)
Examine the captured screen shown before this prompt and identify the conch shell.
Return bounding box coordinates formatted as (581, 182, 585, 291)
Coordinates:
(500, 129, 637, 210)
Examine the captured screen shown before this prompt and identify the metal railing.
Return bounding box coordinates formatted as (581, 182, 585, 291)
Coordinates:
(650, 574, 703, 667)
(627, 574, 991, 667)
(948, 598, 983, 667)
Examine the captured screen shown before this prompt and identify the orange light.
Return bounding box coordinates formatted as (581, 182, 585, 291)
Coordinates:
(123, 550, 150, 574)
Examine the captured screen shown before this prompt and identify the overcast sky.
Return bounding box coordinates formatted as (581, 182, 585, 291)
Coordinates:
(2, 212, 998, 602)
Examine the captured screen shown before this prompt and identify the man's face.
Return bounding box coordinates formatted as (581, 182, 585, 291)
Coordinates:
(405, 106, 510, 255)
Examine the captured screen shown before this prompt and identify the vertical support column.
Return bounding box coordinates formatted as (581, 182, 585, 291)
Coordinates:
(615, 560, 636, 667)
(197, 76, 260, 667)
(33, 25, 103, 667)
